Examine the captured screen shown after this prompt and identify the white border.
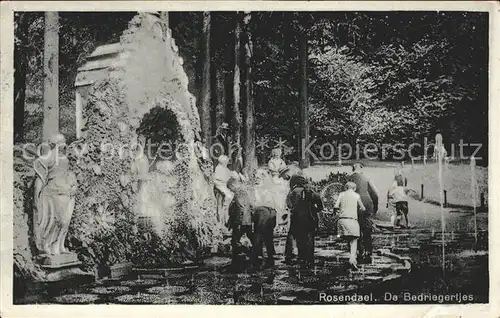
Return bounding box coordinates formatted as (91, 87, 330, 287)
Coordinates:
(1, 1, 498, 318)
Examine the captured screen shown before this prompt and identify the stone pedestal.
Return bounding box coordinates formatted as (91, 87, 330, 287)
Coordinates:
(38, 252, 81, 268)
(36, 253, 94, 282)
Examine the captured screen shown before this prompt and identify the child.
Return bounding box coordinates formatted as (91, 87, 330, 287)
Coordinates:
(334, 182, 366, 270)
(286, 175, 323, 268)
(252, 206, 277, 269)
(393, 163, 408, 187)
(228, 177, 277, 269)
(387, 176, 410, 228)
(268, 148, 287, 181)
(227, 177, 254, 268)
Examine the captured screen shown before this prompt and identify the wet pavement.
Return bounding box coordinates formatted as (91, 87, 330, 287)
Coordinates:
(20, 225, 488, 304)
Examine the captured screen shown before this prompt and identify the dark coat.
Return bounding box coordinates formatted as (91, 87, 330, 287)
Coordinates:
(252, 206, 277, 232)
(287, 185, 323, 234)
(228, 187, 253, 228)
(349, 172, 379, 215)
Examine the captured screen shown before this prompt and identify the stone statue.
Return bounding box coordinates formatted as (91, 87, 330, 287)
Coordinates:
(130, 135, 150, 193)
(33, 134, 77, 256)
(130, 135, 151, 220)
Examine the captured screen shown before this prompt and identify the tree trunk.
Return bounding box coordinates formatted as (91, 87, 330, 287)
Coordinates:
(298, 18, 310, 168)
(43, 12, 59, 140)
(232, 13, 242, 148)
(214, 68, 226, 134)
(199, 11, 212, 147)
(227, 13, 243, 173)
(242, 12, 257, 176)
(282, 12, 291, 67)
(14, 13, 29, 143)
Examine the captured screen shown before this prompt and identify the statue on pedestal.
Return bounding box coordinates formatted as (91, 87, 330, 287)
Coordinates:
(33, 134, 79, 268)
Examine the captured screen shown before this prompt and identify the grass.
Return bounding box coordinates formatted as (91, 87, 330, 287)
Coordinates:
(304, 161, 488, 209)
(406, 163, 488, 208)
(303, 162, 489, 233)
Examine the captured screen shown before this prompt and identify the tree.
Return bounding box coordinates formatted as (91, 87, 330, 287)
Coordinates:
(14, 13, 30, 143)
(42, 12, 60, 140)
(242, 12, 257, 176)
(298, 16, 310, 168)
(232, 13, 242, 148)
(214, 68, 226, 136)
(198, 12, 212, 147)
(208, 13, 231, 140)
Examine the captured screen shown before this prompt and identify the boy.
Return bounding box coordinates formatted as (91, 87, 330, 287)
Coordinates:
(388, 182, 410, 228)
(227, 177, 277, 269)
(227, 177, 254, 268)
(286, 175, 323, 267)
(251, 206, 277, 269)
(334, 182, 366, 270)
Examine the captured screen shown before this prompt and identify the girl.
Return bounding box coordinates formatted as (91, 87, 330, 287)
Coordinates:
(334, 182, 366, 270)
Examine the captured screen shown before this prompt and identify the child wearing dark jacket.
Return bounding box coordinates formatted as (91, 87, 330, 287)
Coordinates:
(251, 206, 277, 268)
(227, 178, 253, 266)
(286, 175, 323, 267)
(227, 178, 277, 269)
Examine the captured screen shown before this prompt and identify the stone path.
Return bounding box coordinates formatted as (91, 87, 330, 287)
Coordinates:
(19, 207, 488, 305)
(35, 233, 417, 304)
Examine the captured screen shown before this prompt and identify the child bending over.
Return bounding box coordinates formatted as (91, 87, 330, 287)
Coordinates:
(228, 177, 277, 269)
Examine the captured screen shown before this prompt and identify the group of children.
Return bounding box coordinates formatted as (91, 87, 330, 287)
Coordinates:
(213, 153, 278, 269)
(214, 151, 413, 271)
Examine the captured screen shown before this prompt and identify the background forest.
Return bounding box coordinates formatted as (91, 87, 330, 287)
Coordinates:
(14, 11, 489, 166)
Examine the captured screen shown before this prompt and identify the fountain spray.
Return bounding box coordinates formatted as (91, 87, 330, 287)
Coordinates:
(471, 156, 478, 244)
(436, 134, 446, 274)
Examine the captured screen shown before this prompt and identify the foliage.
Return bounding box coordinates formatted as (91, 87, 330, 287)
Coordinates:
(310, 171, 350, 234)
(309, 26, 476, 158)
(129, 229, 173, 268)
(16, 12, 134, 143)
(309, 46, 379, 142)
(369, 41, 467, 145)
(137, 106, 181, 156)
(15, 11, 487, 159)
(310, 171, 350, 193)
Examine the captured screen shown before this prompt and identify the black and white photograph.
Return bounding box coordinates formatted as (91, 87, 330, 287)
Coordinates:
(1, 1, 497, 312)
